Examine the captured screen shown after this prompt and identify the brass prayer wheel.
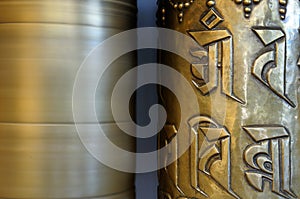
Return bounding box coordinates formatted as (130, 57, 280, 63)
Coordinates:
(157, 0, 299, 198)
(0, 0, 136, 198)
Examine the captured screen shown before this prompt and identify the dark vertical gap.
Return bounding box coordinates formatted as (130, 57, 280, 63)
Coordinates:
(136, 0, 158, 199)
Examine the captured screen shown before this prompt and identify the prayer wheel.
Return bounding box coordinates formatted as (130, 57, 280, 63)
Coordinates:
(157, 0, 299, 198)
(0, 1, 136, 198)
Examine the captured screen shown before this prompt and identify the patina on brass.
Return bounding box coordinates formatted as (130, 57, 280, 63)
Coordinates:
(0, 1, 136, 198)
(158, 0, 299, 198)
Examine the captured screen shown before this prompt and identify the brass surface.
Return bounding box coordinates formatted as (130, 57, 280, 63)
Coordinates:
(0, 0, 136, 198)
(0, 1, 136, 123)
(157, 0, 299, 198)
(0, 123, 135, 198)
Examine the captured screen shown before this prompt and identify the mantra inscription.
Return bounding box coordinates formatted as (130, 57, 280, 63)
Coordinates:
(189, 116, 239, 199)
(188, 5, 244, 104)
(158, 0, 299, 198)
(160, 116, 240, 199)
(251, 27, 295, 107)
(243, 126, 296, 198)
(189, 28, 244, 104)
(189, 26, 296, 106)
(187, 0, 297, 106)
(160, 121, 297, 199)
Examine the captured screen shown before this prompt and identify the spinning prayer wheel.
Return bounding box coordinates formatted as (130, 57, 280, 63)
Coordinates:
(157, 0, 299, 198)
(0, 0, 136, 198)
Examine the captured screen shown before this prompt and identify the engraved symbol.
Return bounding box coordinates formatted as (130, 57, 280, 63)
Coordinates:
(160, 125, 185, 195)
(200, 8, 224, 29)
(188, 116, 240, 199)
(252, 27, 295, 107)
(188, 29, 244, 104)
(243, 126, 297, 198)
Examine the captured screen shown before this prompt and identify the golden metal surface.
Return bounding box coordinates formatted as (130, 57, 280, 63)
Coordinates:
(0, 0, 136, 198)
(0, 123, 135, 198)
(157, 0, 299, 198)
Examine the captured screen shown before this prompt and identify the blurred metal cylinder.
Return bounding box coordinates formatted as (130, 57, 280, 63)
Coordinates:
(157, 0, 299, 198)
(0, 0, 136, 198)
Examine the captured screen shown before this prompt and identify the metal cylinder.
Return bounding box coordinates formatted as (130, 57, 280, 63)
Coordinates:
(157, 0, 299, 198)
(0, 1, 136, 198)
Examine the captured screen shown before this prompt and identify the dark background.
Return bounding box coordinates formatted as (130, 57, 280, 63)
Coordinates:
(136, 0, 158, 199)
